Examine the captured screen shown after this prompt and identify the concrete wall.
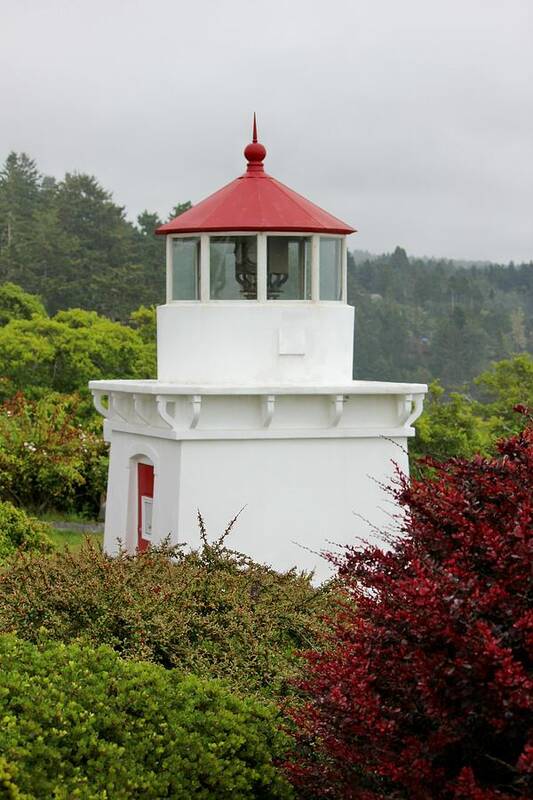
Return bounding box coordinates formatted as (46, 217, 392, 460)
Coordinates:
(157, 302, 355, 386)
(104, 430, 408, 582)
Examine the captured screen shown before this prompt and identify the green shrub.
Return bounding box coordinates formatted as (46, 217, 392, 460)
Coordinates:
(0, 282, 47, 327)
(0, 535, 333, 697)
(0, 305, 155, 397)
(412, 355, 533, 465)
(0, 756, 27, 799)
(411, 381, 491, 463)
(0, 392, 108, 515)
(0, 634, 293, 799)
(0, 501, 51, 563)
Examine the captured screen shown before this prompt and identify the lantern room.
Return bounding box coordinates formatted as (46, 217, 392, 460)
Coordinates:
(162, 230, 347, 304)
(154, 116, 357, 386)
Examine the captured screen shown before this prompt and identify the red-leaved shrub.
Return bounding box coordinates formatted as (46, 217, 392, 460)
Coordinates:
(285, 420, 532, 799)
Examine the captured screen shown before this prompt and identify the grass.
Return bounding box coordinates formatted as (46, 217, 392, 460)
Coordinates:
(48, 528, 103, 552)
(39, 509, 100, 524)
(22, 508, 104, 553)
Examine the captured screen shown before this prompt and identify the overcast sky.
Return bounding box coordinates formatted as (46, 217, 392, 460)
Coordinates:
(1, 0, 532, 262)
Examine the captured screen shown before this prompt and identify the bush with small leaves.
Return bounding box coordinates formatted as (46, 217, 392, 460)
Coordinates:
(0, 501, 51, 563)
(0, 392, 107, 515)
(285, 419, 533, 799)
(0, 530, 333, 698)
(0, 634, 293, 799)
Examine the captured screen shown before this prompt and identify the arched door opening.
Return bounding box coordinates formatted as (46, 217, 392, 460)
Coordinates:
(137, 462, 154, 552)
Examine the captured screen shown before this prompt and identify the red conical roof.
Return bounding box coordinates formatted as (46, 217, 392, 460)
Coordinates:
(156, 116, 355, 236)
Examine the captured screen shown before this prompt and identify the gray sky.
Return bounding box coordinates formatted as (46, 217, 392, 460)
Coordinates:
(1, 0, 532, 262)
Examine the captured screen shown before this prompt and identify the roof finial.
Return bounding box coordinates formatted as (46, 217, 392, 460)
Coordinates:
(244, 114, 266, 174)
(252, 112, 258, 143)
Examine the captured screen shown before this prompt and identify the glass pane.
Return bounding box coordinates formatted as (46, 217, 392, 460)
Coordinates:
(267, 237, 311, 300)
(320, 238, 342, 301)
(210, 236, 257, 300)
(172, 238, 200, 300)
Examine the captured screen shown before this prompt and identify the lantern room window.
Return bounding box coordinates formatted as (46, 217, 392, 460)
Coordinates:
(210, 236, 257, 300)
(167, 233, 346, 303)
(267, 236, 311, 300)
(319, 237, 342, 301)
(171, 237, 200, 300)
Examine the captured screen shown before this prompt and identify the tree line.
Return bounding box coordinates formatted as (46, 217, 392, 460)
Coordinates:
(0, 151, 190, 316)
(349, 246, 533, 388)
(1, 151, 532, 389)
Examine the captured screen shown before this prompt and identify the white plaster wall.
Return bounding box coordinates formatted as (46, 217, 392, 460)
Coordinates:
(103, 432, 182, 556)
(104, 432, 408, 582)
(176, 437, 407, 581)
(157, 302, 355, 386)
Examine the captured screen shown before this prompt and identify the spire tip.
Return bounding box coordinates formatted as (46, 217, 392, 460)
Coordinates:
(252, 112, 258, 143)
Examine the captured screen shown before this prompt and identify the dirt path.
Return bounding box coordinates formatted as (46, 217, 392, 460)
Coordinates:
(47, 520, 104, 534)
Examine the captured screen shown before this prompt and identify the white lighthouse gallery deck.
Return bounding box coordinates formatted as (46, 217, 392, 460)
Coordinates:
(90, 380, 426, 441)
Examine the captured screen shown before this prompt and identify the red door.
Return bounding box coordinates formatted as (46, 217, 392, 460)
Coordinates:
(137, 463, 154, 552)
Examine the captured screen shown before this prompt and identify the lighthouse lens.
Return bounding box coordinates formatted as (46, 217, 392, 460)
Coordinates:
(267, 237, 311, 300)
(210, 236, 258, 300)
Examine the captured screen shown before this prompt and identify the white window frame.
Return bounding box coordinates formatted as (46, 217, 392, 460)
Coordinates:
(318, 235, 346, 303)
(265, 232, 314, 303)
(165, 232, 347, 305)
(140, 496, 153, 539)
(208, 232, 260, 302)
(167, 235, 202, 303)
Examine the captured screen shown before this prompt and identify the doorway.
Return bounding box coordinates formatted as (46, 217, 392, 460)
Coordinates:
(137, 462, 154, 552)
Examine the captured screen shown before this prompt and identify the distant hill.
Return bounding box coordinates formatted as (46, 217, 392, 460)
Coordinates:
(348, 246, 533, 387)
(351, 248, 504, 270)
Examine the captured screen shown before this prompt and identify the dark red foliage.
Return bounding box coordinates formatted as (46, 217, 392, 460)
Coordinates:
(285, 424, 533, 799)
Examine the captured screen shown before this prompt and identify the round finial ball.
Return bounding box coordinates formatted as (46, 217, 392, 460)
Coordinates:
(244, 141, 266, 163)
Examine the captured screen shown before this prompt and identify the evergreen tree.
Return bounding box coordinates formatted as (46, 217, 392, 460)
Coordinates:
(0, 153, 42, 285)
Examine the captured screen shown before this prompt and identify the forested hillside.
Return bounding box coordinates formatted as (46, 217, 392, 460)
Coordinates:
(1, 151, 531, 389)
(349, 247, 533, 387)
(0, 151, 189, 316)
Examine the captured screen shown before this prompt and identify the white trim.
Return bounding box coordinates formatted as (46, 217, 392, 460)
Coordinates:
(91, 390, 109, 418)
(262, 394, 276, 427)
(311, 235, 319, 302)
(133, 394, 151, 425)
(257, 232, 267, 302)
(156, 395, 178, 431)
(123, 444, 159, 472)
(104, 419, 416, 441)
(166, 299, 203, 304)
(190, 394, 202, 429)
(90, 379, 429, 396)
(405, 394, 425, 427)
(109, 393, 128, 422)
(141, 496, 153, 539)
(331, 394, 345, 427)
(341, 237, 348, 303)
(200, 234, 210, 302)
(166, 235, 173, 303)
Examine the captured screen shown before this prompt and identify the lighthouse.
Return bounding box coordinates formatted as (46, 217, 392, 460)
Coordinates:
(90, 119, 427, 579)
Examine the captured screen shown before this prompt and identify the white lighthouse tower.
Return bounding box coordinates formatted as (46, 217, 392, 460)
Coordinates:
(90, 119, 426, 579)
